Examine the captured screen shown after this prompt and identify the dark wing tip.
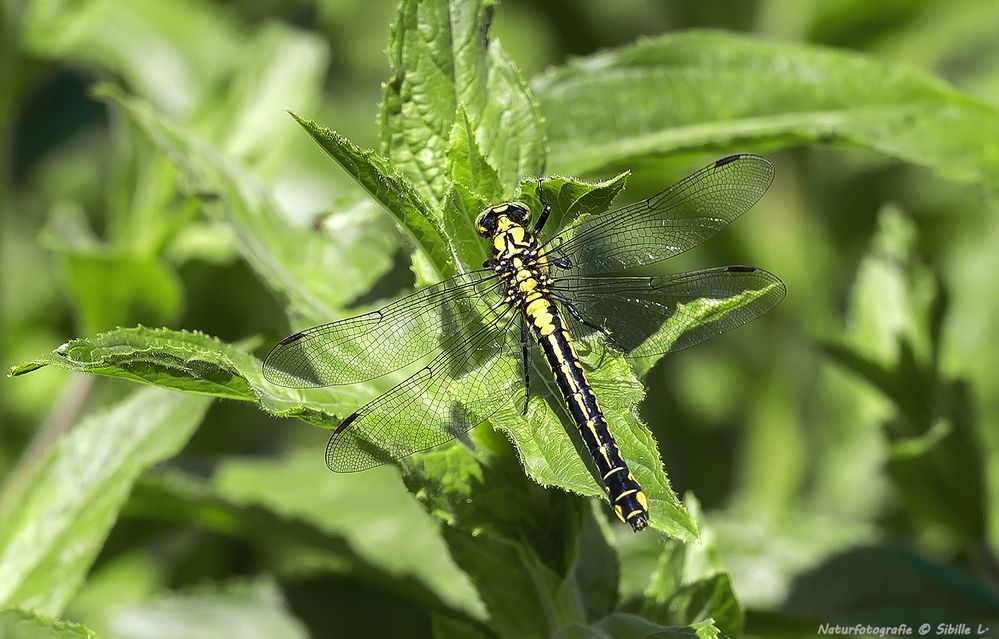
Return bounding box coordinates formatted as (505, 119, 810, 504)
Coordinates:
(276, 331, 307, 347)
(713, 155, 776, 194)
(714, 153, 773, 167)
(333, 411, 359, 436)
(723, 264, 787, 303)
(714, 154, 743, 167)
(262, 333, 322, 387)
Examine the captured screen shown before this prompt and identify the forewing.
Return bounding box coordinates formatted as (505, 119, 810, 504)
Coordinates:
(546, 155, 774, 276)
(555, 266, 785, 359)
(263, 269, 499, 387)
(326, 313, 525, 472)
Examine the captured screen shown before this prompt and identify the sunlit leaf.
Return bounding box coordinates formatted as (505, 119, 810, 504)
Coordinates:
(8, 327, 357, 426)
(20, 0, 240, 115)
(95, 86, 394, 326)
(535, 30, 999, 190)
(0, 387, 211, 615)
(212, 448, 485, 620)
(291, 113, 455, 279)
(447, 107, 504, 202)
(196, 23, 328, 168)
(0, 608, 100, 639)
(379, 0, 544, 208)
(101, 577, 308, 639)
(516, 172, 630, 240)
(828, 206, 986, 542)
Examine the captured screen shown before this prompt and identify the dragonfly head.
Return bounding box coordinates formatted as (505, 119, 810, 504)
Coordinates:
(476, 202, 530, 237)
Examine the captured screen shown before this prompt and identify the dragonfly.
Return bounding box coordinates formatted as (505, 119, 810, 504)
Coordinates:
(263, 154, 785, 532)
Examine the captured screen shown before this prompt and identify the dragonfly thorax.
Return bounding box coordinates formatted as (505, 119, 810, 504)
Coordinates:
(485, 221, 554, 325)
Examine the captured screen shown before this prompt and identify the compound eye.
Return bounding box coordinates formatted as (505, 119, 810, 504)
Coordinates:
(511, 203, 530, 224)
(475, 210, 495, 236)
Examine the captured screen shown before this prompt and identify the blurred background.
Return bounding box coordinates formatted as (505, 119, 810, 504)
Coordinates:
(3, 0, 999, 637)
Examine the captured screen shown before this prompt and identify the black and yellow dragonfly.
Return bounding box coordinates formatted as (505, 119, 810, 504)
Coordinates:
(263, 154, 785, 531)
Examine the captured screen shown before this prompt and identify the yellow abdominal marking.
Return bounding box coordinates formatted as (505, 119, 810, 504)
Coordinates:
(614, 489, 638, 502)
(530, 306, 556, 335)
(603, 467, 625, 480)
(598, 443, 613, 465)
(525, 296, 549, 316)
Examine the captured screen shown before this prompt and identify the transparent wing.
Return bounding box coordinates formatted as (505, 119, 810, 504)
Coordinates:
(326, 312, 524, 472)
(546, 155, 774, 276)
(554, 266, 785, 359)
(263, 269, 499, 387)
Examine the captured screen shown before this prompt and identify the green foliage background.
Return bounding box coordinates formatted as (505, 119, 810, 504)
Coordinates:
(3, 1, 999, 637)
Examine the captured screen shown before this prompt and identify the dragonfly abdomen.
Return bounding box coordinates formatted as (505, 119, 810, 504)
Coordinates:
(527, 300, 650, 532)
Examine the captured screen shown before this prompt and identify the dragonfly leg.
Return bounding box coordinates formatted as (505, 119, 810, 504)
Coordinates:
(560, 297, 627, 351)
(550, 255, 572, 270)
(519, 317, 530, 414)
(533, 177, 552, 233)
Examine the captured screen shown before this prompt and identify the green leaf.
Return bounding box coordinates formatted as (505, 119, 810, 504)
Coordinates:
(440, 532, 557, 639)
(447, 108, 504, 202)
(0, 387, 211, 615)
(123, 470, 484, 627)
(534, 30, 999, 189)
(212, 448, 485, 620)
(480, 40, 547, 189)
(639, 495, 742, 637)
(20, 0, 241, 115)
(379, 0, 545, 207)
(394, 331, 696, 539)
(65, 551, 166, 628)
(709, 509, 875, 611)
(0, 608, 101, 639)
(39, 191, 183, 336)
(516, 172, 630, 239)
(843, 205, 937, 368)
(630, 282, 787, 378)
(828, 206, 986, 541)
(560, 505, 619, 623)
(290, 113, 456, 279)
(93, 85, 393, 325)
(886, 380, 985, 541)
(660, 575, 741, 639)
(98, 577, 309, 639)
(58, 253, 182, 336)
(8, 327, 358, 426)
(441, 181, 491, 271)
(406, 432, 609, 637)
(195, 23, 328, 168)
